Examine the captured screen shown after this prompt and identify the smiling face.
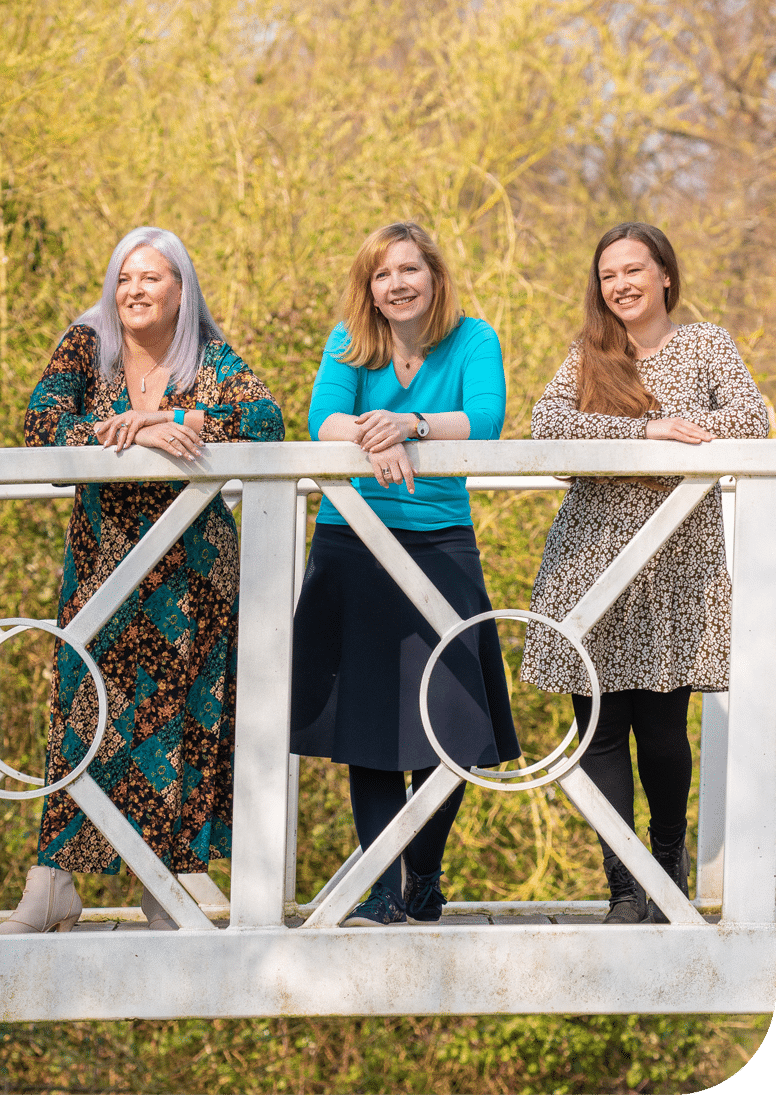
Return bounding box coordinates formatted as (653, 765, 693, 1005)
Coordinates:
(370, 240, 435, 327)
(115, 245, 182, 342)
(597, 238, 671, 330)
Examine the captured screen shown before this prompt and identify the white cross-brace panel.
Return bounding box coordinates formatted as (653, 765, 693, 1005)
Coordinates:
(304, 479, 713, 929)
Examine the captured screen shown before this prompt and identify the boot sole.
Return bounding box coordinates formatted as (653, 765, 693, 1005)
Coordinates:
(342, 915, 407, 927)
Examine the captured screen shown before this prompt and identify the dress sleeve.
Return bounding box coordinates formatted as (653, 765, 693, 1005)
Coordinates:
(307, 325, 358, 440)
(459, 321, 506, 440)
(198, 342, 285, 443)
(531, 345, 648, 440)
(24, 326, 104, 447)
(675, 326, 769, 439)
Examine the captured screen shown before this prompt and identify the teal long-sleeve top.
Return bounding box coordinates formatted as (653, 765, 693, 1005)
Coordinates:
(309, 317, 506, 529)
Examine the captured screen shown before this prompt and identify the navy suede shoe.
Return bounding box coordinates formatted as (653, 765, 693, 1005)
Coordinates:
(342, 883, 407, 927)
(403, 863, 447, 924)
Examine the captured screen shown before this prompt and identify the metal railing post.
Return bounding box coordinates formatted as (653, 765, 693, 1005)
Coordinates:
(283, 487, 312, 908)
(229, 479, 297, 928)
(695, 483, 736, 907)
(723, 476, 776, 923)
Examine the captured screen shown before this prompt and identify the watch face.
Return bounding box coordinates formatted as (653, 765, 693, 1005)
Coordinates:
(416, 419, 430, 437)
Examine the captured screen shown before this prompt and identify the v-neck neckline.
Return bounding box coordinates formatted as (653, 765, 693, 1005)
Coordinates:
(390, 353, 428, 390)
(121, 368, 175, 412)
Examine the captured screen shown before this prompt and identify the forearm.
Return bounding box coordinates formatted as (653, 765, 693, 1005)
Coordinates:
(356, 409, 472, 452)
(532, 398, 647, 440)
(678, 398, 769, 439)
(360, 410, 471, 441)
(25, 406, 102, 447)
(317, 413, 364, 442)
(419, 411, 470, 439)
(149, 408, 205, 433)
(177, 408, 205, 433)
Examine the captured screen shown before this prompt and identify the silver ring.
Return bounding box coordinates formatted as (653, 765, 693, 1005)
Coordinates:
(168, 436, 176, 443)
(418, 608, 600, 792)
(0, 618, 109, 800)
(382, 468, 390, 475)
(117, 423, 127, 430)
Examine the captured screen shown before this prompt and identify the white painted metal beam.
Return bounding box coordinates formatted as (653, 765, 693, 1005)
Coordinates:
(0, 924, 771, 1018)
(6, 438, 776, 485)
(724, 478, 776, 924)
(64, 481, 225, 647)
(65, 775, 214, 931)
(555, 765, 706, 926)
(696, 692, 728, 906)
(320, 481, 462, 634)
(559, 479, 717, 641)
(230, 480, 297, 929)
(29, 480, 229, 931)
(304, 767, 464, 928)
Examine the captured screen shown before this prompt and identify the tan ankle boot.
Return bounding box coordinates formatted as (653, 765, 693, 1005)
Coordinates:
(0, 866, 82, 934)
(141, 887, 178, 931)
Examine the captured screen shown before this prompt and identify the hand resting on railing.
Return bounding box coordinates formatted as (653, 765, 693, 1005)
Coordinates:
(644, 417, 715, 444)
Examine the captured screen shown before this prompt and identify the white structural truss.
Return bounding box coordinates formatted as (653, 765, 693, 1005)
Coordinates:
(0, 439, 774, 1019)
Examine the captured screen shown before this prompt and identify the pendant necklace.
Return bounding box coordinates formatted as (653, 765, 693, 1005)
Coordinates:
(398, 351, 422, 371)
(140, 361, 161, 393)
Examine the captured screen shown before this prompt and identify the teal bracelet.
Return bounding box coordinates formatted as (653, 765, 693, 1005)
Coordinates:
(173, 408, 185, 425)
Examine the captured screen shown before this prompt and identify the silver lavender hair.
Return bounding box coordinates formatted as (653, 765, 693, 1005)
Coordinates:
(72, 227, 225, 392)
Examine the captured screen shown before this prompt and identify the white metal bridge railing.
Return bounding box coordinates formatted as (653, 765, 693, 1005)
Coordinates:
(0, 439, 774, 1020)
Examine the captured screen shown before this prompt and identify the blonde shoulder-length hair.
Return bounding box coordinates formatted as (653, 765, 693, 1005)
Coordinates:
(338, 222, 462, 370)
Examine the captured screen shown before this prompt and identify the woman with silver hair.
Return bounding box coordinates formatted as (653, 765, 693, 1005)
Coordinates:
(0, 227, 284, 933)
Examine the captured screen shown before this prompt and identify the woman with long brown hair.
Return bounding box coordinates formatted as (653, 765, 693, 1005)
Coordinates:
(521, 223, 768, 923)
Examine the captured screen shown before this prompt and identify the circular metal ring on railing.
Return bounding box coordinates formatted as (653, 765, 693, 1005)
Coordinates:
(418, 608, 600, 791)
(0, 618, 108, 801)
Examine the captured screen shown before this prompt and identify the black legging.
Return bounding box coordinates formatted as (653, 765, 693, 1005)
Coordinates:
(571, 687, 692, 859)
(349, 765, 467, 899)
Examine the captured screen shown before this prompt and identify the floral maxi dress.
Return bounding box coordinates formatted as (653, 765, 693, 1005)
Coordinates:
(24, 325, 284, 873)
(520, 323, 769, 697)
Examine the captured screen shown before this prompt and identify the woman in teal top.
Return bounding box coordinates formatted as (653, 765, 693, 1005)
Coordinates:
(310, 313, 506, 529)
(291, 222, 519, 927)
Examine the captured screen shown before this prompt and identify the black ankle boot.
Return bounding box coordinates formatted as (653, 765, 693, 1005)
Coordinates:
(602, 854, 648, 924)
(648, 831, 690, 924)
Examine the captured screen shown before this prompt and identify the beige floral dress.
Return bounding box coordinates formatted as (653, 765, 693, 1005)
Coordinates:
(520, 323, 769, 696)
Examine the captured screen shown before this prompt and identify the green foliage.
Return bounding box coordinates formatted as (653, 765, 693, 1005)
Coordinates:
(1, 1012, 769, 1094)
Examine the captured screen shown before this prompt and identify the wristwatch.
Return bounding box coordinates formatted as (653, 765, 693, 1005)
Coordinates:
(411, 412, 430, 438)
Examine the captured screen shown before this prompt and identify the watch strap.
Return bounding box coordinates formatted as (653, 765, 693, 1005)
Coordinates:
(411, 412, 430, 438)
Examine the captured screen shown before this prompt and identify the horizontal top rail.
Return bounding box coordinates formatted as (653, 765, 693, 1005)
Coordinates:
(0, 438, 775, 484)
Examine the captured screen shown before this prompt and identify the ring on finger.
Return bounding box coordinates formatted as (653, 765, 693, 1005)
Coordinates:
(117, 423, 127, 430)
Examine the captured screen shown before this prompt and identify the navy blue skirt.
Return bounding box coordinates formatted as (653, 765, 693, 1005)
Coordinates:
(290, 523, 520, 771)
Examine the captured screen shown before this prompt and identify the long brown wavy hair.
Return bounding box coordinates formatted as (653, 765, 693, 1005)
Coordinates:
(578, 223, 680, 416)
(338, 222, 461, 370)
